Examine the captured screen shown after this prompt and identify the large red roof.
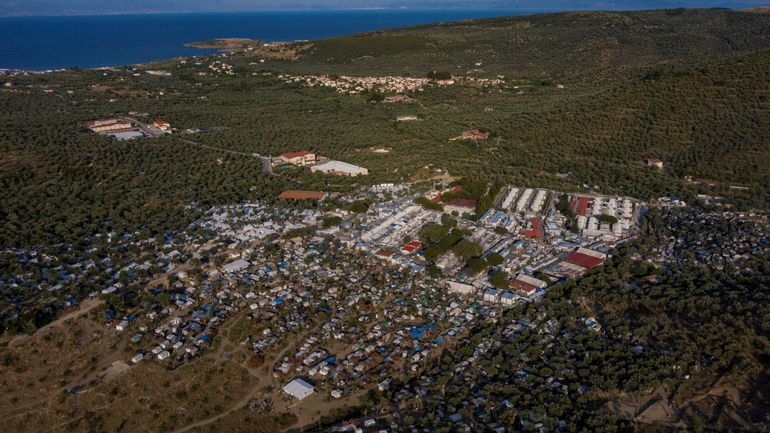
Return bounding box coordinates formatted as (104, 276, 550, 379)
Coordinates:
(281, 151, 313, 159)
(375, 249, 394, 258)
(445, 198, 476, 209)
(576, 197, 590, 217)
(401, 241, 421, 253)
(564, 252, 604, 269)
(522, 217, 543, 240)
(511, 279, 537, 294)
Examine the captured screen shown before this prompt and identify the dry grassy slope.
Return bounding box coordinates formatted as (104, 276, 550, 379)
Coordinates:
(0, 311, 273, 433)
(2, 359, 258, 433)
(0, 307, 121, 415)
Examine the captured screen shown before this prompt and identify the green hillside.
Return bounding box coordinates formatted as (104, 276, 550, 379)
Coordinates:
(281, 8, 770, 79)
(1, 8, 769, 250)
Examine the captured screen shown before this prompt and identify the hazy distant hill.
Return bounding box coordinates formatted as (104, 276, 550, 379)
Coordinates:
(2, 0, 770, 16)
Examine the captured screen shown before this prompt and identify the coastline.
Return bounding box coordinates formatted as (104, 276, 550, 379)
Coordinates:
(0, 10, 516, 71)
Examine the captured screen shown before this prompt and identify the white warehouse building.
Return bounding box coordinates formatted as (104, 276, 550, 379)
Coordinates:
(283, 378, 315, 400)
(311, 160, 369, 176)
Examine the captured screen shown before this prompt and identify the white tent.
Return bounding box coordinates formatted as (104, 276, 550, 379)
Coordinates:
(223, 259, 249, 273)
(283, 378, 314, 400)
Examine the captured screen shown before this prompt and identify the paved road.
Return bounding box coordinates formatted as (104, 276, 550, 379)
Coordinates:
(178, 138, 274, 176)
(119, 116, 161, 137)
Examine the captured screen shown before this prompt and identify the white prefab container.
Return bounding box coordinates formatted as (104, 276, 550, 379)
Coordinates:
(530, 190, 547, 213)
(501, 188, 519, 210)
(516, 189, 533, 212)
(116, 320, 129, 332)
(447, 281, 476, 295)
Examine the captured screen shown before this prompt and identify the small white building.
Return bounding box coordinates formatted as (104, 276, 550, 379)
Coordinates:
(157, 350, 171, 360)
(500, 291, 517, 306)
(447, 281, 476, 295)
(283, 378, 315, 400)
(483, 288, 500, 303)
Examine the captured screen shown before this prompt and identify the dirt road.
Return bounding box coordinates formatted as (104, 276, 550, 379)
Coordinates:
(9, 298, 104, 347)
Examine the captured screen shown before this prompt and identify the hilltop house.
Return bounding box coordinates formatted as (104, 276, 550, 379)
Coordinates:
(646, 159, 664, 169)
(450, 129, 490, 141)
(153, 119, 171, 132)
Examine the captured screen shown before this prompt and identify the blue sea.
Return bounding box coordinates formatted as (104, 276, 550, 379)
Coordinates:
(0, 10, 519, 71)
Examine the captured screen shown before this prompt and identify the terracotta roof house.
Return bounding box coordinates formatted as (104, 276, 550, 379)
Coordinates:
(280, 151, 317, 166)
(153, 120, 171, 131)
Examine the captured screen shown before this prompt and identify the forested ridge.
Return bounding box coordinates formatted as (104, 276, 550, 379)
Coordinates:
(285, 8, 770, 79)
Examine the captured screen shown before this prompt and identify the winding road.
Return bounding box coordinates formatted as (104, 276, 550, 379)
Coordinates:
(177, 137, 274, 175)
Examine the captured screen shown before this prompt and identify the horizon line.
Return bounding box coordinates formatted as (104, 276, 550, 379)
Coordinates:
(0, 5, 749, 19)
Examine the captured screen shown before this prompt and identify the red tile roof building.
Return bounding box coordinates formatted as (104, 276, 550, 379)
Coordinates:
(522, 218, 544, 240)
(278, 190, 327, 201)
(510, 280, 534, 295)
(564, 247, 606, 269)
(400, 241, 421, 254)
(572, 196, 590, 217)
(375, 249, 395, 259)
(153, 120, 171, 131)
(444, 198, 477, 215)
(279, 151, 317, 166)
